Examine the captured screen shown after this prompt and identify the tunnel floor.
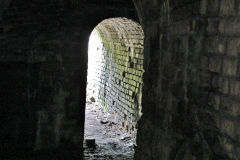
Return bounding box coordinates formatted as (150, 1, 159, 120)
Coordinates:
(2, 100, 134, 160)
(83, 100, 134, 160)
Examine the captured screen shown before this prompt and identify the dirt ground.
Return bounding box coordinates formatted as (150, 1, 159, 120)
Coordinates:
(84, 100, 135, 160)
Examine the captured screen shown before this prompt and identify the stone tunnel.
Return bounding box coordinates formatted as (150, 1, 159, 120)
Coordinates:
(0, 0, 240, 160)
(86, 18, 144, 140)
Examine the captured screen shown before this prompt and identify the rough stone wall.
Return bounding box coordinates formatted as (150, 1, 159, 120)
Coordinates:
(134, 0, 240, 160)
(87, 18, 144, 138)
(3, 0, 240, 159)
(0, 1, 89, 155)
(200, 0, 240, 159)
(0, 0, 138, 157)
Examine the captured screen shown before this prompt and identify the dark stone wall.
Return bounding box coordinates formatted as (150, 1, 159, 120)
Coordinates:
(0, 0, 138, 157)
(1, 0, 240, 159)
(134, 0, 240, 159)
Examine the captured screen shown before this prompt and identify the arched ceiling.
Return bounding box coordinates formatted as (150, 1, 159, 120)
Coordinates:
(93, 17, 144, 53)
(96, 18, 143, 44)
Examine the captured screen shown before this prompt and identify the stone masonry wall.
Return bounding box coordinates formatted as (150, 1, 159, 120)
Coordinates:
(87, 18, 144, 139)
(0, 1, 90, 154)
(0, 0, 138, 157)
(134, 0, 240, 160)
(200, 0, 240, 159)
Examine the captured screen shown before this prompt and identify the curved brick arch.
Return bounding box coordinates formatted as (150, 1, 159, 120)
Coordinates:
(87, 17, 144, 140)
(97, 18, 143, 43)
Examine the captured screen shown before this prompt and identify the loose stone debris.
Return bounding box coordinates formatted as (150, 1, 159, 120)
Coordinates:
(84, 100, 134, 160)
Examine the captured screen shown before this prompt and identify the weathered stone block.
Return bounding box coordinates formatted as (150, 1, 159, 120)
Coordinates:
(219, 0, 235, 16)
(229, 80, 240, 97)
(209, 57, 222, 73)
(204, 36, 225, 54)
(219, 78, 229, 94)
(230, 101, 240, 117)
(207, 0, 220, 16)
(223, 59, 237, 76)
(218, 119, 235, 140)
(212, 75, 221, 89)
(200, 56, 209, 69)
(207, 18, 219, 34)
(199, 0, 207, 15)
(208, 93, 220, 110)
(226, 38, 240, 57)
(219, 96, 240, 118)
(219, 19, 240, 35)
(169, 20, 190, 35)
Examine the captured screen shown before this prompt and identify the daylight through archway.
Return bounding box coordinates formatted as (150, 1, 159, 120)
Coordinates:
(85, 17, 144, 159)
